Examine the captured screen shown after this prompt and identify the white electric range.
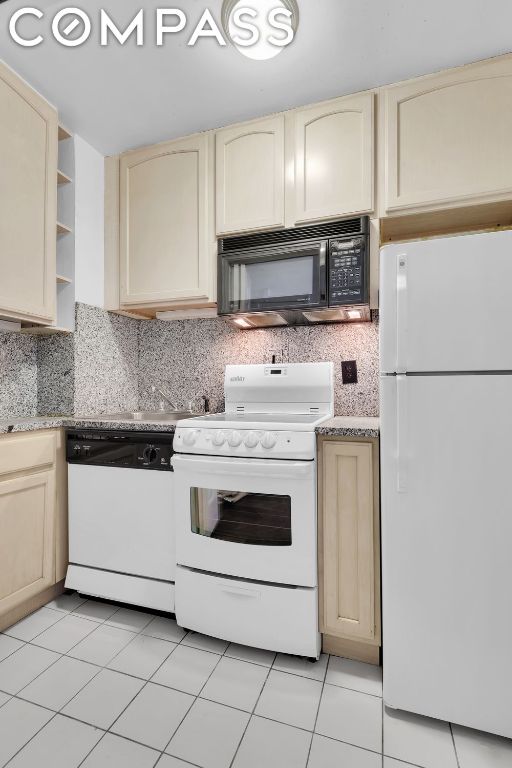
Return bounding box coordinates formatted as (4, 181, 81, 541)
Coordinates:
(172, 362, 334, 658)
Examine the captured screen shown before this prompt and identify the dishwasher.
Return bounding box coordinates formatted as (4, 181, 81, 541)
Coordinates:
(65, 429, 176, 612)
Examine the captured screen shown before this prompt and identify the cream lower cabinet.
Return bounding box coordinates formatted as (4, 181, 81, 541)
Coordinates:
(383, 55, 512, 215)
(0, 430, 67, 630)
(119, 132, 215, 309)
(216, 115, 285, 235)
(0, 61, 57, 325)
(318, 437, 380, 663)
(293, 93, 375, 224)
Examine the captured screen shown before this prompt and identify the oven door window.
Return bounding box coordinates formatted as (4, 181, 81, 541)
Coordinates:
(219, 243, 327, 314)
(190, 488, 292, 546)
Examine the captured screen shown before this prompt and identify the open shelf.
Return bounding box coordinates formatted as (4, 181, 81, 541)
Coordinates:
(57, 169, 72, 186)
(56, 274, 72, 285)
(58, 125, 72, 141)
(57, 221, 72, 236)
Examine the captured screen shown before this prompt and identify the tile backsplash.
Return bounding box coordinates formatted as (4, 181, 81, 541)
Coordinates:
(139, 314, 379, 417)
(2, 303, 380, 419)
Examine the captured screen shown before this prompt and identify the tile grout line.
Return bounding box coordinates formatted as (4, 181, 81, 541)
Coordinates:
(304, 651, 330, 766)
(226, 651, 276, 768)
(3, 709, 60, 768)
(160, 635, 231, 760)
(450, 722, 461, 768)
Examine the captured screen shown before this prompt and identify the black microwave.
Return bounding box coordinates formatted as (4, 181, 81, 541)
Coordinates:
(217, 217, 370, 328)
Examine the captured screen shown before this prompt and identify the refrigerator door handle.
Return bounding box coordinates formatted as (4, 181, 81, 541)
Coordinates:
(397, 374, 408, 493)
(396, 253, 408, 374)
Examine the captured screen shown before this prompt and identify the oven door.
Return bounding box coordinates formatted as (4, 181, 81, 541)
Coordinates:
(218, 242, 327, 315)
(173, 454, 317, 588)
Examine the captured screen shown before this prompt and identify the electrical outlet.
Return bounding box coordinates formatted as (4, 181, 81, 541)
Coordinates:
(342, 360, 358, 384)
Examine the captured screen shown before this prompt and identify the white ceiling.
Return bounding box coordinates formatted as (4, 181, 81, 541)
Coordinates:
(1, 0, 511, 155)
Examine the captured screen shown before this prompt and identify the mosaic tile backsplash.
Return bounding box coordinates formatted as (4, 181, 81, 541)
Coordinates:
(2, 303, 380, 418)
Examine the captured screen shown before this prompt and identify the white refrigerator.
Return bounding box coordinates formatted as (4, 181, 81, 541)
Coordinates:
(380, 229, 512, 739)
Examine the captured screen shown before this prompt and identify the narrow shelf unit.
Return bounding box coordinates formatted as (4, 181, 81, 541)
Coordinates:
(55, 125, 76, 332)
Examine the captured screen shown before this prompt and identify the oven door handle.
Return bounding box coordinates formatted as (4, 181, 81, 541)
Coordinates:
(172, 454, 313, 479)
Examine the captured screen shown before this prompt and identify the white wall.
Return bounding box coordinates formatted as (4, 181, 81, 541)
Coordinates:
(74, 135, 105, 308)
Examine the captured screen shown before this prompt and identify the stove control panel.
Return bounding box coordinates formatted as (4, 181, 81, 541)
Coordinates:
(173, 428, 316, 461)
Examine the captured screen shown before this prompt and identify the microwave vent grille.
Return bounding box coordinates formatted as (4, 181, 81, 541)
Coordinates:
(219, 217, 367, 254)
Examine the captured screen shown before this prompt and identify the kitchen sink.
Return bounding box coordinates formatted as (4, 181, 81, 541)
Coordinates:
(97, 411, 194, 422)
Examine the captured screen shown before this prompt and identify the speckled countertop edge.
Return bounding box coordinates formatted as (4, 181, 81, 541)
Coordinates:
(0, 416, 180, 435)
(0, 414, 380, 438)
(315, 416, 380, 438)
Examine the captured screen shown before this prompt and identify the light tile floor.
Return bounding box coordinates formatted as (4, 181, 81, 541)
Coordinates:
(0, 594, 511, 767)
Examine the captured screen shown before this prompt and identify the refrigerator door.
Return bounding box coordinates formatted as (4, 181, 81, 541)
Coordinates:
(381, 373, 512, 738)
(380, 230, 512, 374)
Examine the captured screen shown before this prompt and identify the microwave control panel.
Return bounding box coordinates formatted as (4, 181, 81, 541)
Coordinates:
(329, 237, 368, 305)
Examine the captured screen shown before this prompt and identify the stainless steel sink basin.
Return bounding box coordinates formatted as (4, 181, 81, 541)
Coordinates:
(98, 411, 194, 422)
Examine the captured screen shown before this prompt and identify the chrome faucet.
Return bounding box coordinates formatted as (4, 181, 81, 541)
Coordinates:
(151, 385, 178, 412)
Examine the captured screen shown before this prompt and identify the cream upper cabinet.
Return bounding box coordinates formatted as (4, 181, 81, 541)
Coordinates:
(0, 61, 57, 324)
(319, 439, 380, 645)
(293, 93, 375, 224)
(216, 115, 285, 235)
(120, 133, 215, 307)
(383, 55, 512, 214)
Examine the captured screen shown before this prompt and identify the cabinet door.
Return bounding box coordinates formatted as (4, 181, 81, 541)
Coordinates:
(120, 133, 214, 306)
(0, 471, 56, 616)
(294, 94, 374, 224)
(216, 115, 285, 235)
(383, 55, 512, 214)
(321, 441, 378, 642)
(0, 62, 57, 323)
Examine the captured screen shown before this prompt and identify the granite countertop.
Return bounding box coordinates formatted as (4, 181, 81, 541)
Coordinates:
(315, 416, 380, 438)
(1, 414, 380, 438)
(0, 416, 181, 435)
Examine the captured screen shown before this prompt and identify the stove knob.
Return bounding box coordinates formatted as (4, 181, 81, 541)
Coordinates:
(227, 430, 242, 447)
(183, 430, 199, 447)
(143, 446, 158, 463)
(212, 431, 226, 447)
(244, 431, 259, 449)
(261, 432, 277, 450)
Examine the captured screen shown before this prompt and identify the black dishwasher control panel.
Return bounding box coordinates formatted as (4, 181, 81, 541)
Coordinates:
(66, 429, 174, 471)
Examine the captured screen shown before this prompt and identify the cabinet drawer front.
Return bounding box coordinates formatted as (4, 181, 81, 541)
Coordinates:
(216, 115, 285, 234)
(0, 62, 57, 323)
(0, 471, 56, 613)
(120, 133, 213, 305)
(322, 441, 376, 642)
(384, 61, 512, 213)
(0, 432, 56, 477)
(294, 93, 374, 224)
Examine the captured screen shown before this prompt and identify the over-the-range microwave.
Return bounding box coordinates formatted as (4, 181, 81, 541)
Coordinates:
(217, 216, 370, 329)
